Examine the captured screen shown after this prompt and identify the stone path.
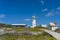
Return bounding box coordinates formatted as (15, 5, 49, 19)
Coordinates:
(43, 30, 60, 40)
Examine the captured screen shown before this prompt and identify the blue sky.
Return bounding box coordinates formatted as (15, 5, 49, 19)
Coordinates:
(0, 0, 60, 27)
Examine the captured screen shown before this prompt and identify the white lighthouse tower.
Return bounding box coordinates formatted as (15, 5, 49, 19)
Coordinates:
(31, 16, 36, 28)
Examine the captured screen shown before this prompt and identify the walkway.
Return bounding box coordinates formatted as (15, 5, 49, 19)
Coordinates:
(43, 30, 60, 40)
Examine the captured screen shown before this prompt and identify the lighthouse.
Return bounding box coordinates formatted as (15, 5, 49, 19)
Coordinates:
(31, 16, 36, 28)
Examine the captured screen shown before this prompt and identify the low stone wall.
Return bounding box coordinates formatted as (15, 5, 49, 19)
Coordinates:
(6, 31, 42, 35)
(0, 29, 6, 35)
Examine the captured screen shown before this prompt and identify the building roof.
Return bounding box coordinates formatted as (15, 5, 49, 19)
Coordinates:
(49, 22, 57, 27)
(12, 24, 26, 25)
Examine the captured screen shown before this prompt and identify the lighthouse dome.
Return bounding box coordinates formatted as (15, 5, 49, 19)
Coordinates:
(32, 16, 36, 18)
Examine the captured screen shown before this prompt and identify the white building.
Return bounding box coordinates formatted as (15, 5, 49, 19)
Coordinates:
(12, 24, 26, 27)
(12, 24, 26, 25)
(49, 22, 58, 30)
(41, 24, 47, 27)
(31, 16, 36, 28)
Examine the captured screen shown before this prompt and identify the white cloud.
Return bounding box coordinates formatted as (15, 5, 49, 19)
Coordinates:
(55, 11, 59, 14)
(24, 19, 31, 21)
(0, 14, 6, 18)
(45, 13, 54, 16)
(40, 0, 45, 5)
(42, 8, 48, 12)
(45, 9, 55, 16)
(45, 6, 60, 17)
(57, 6, 60, 10)
(0, 21, 4, 23)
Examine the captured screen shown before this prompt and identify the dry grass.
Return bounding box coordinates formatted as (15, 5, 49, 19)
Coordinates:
(0, 28, 56, 40)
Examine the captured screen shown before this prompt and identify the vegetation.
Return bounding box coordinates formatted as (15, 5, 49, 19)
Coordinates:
(0, 32, 56, 40)
(0, 23, 11, 28)
(0, 23, 57, 40)
(55, 28, 60, 33)
(12, 27, 42, 32)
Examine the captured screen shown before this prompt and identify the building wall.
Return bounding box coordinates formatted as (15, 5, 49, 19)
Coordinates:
(32, 19, 36, 28)
(41, 25, 47, 27)
(52, 27, 58, 30)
